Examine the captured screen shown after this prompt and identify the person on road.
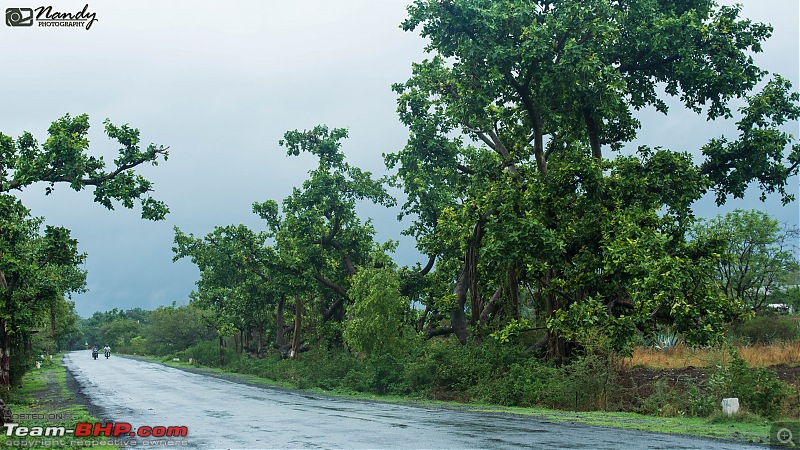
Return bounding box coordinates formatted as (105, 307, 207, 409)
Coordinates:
(103, 345, 111, 358)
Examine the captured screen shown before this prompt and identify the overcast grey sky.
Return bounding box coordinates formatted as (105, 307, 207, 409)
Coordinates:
(1, 1, 797, 317)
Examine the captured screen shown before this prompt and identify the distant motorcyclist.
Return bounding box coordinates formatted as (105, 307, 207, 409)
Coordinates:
(103, 345, 111, 359)
(92, 345, 98, 360)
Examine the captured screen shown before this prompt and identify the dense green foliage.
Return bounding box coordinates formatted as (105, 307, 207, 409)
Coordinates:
(386, 0, 798, 358)
(4, 0, 799, 426)
(0, 114, 168, 388)
(157, 0, 800, 421)
(693, 209, 800, 311)
(709, 350, 788, 419)
(729, 314, 800, 345)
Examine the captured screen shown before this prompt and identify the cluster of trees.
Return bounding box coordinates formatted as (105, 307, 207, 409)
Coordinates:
(0, 114, 169, 387)
(694, 210, 799, 312)
(2, 1, 799, 389)
(174, 0, 799, 366)
(79, 305, 214, 356)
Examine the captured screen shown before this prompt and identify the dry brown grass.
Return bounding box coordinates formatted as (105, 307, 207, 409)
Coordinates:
(628, 341, 800, 369)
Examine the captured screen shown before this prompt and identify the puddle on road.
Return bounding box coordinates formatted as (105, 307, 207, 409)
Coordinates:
(204, 410, 233, 418)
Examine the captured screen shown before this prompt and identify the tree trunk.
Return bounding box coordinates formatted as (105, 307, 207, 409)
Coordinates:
(452, 218, 486, 344)
(479, 287, 503, 326)
(545, 302, 569, 364)
(469, 245, 480, 326)
(417, 302, 430, 333)
(0, 319, 10, 388)
(451, 306, 469, 345)
(544, 270, 567, 365)
(50, 307, 56, 339)
(218, 335, 225, 367)
(255, 325, 263, 356)
(235, 329, 242, 354)
(275, 295, 286, 349)
(452, 257, 470, 345)
(583, 108, 602, 160)
(291, 296, 302, 359)
(506, 262, 520, 320)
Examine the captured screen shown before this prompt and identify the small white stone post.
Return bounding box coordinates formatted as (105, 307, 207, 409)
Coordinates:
(722, 398, 740, 416)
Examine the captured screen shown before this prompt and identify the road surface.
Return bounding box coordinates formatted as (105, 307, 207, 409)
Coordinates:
(63, 351, 767, 449)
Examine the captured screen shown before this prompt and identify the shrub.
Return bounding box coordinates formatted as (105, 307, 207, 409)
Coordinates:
(560, 352, 620, 410)
(638, 380, 715, 418)
(470, 349, 620, 411)
(709, 349, 788, 419)
(293, 348, 363, 391)
(469, 357, 561, 407)
(647, 325, 682, 351)
(365, 353, 409, 395)
(730, 315, 800, 345)
(686, 384, 717, 417)
(179, 341, 240, 367)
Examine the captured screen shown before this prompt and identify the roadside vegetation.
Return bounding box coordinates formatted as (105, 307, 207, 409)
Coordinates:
(0, 354, 116, 450)
(80, 302, 800, 433)
(1, 0, 799, 446)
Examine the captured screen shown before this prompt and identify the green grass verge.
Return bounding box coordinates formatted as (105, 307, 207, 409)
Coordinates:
(129, 354, 773, 446)
(0, 354, 117, 450)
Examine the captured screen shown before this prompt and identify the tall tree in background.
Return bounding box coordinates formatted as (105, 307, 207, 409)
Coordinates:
(173, 224, 279, 364)
(253, 126, 396, 338)
(389, 0, 799, 357)
(693, 209, 800, 312)
(175, 126, 398, 359)
(0, 114, 169, 387)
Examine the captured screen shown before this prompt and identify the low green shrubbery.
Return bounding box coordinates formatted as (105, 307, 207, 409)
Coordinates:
(178, 341, 241, 367)
(709, 350, 788, 419)
(637, 379, 716, 418)
(633, 349, 790, 420)
(730, 315, 800, 345)
(167, 336, 792, 422)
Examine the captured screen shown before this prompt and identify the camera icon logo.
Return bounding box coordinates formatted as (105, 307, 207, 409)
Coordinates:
(6, 8, 34, 27)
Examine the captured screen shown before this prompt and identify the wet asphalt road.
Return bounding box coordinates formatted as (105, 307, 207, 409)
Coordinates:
(63, 351, 768, 450)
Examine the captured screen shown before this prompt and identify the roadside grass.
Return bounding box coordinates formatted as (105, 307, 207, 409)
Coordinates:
(128, 354, 421, 402)
(131, 354, 773, 445)
(629, 341, 800, 369)
(468, 405, 772, 444)
(0, 354, 116, 450)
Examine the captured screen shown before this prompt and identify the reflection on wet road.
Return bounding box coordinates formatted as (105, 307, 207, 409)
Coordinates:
(63, 351, 767, 449)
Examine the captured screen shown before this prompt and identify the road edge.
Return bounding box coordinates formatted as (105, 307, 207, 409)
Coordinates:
(117, 354, 773, 448)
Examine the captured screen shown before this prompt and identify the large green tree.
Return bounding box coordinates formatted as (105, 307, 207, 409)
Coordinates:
(175, 126, 400, 360)
(693, 209, 800, 311)
(388, 0, 798, 357)
(0, 197, 86, 385)
(173, 224, 280, 364)
(253, 126, 396, 334)
(0, 113, 168, 386)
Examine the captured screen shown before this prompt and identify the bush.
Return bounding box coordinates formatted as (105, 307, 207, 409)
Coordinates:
(179, 341, 240, 367)
(365, 353, 409, 395)
(284, 348, 364, 391)
(470, 349, 620, 411)
(471, 358, 562, 407)
(638, 380, 715, 418)
(730, 315, 800, 345)
(709, 349, 788, 419)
